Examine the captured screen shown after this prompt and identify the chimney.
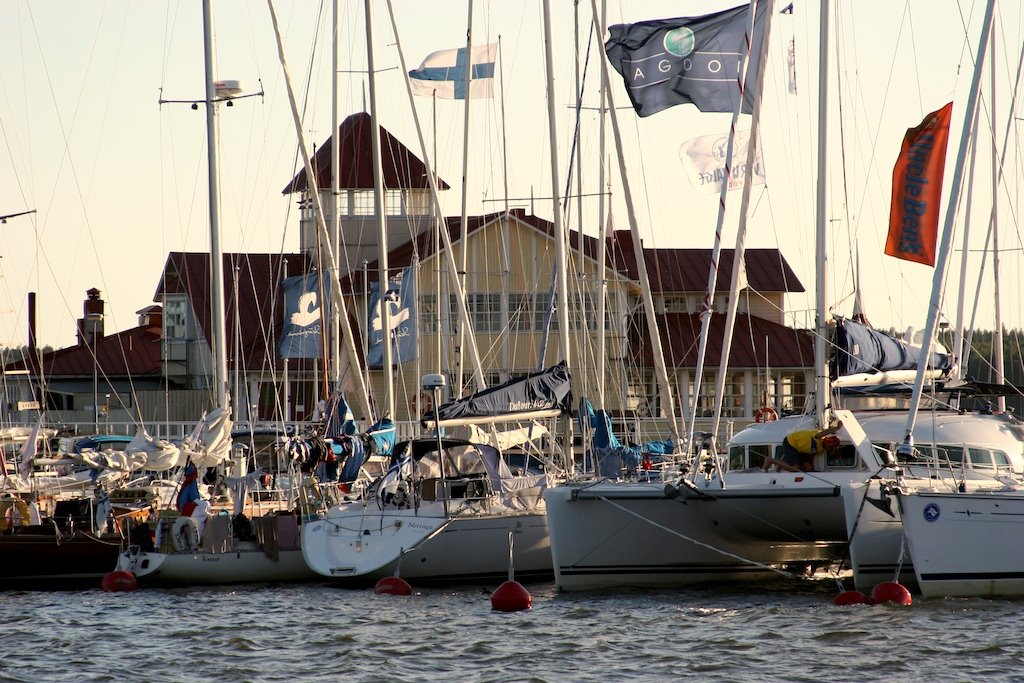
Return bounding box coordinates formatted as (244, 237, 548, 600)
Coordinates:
(26, 292, 37, 379)
(77, 288, 105, 347)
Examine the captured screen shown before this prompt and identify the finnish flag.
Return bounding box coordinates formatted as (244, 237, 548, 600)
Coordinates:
(409, 44, 496, 100)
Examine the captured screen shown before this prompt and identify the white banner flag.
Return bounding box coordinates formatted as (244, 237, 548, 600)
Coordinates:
(679, 129, 766, 195)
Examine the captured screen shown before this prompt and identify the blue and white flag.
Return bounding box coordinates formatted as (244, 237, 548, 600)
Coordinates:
(604, 1, 767, 117)
(409, 44, 496, 100)
(367, 266, 417, 367)
(279, 272, 323, 359)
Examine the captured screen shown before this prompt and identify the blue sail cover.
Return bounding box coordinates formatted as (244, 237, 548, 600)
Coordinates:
(833, 317, 952, 377)
(426, 361, 572, 424)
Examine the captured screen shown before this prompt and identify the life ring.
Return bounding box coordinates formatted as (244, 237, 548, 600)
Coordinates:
(754, 407, 779, 423)
(171, 516, 200, 553)
(409, 390, 433, 416)
(0, 498, 31, 532)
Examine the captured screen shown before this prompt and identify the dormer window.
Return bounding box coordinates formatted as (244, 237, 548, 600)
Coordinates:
(164, 297, 187, 339)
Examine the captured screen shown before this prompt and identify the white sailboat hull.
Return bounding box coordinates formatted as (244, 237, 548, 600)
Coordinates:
(128, 541, 316, 585)
(898, 490, 1024, 598)
(842, 480, 917, 594)
(303, 507, 551, 583)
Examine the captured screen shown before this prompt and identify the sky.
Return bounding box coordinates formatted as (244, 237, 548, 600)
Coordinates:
(0, 0, 1020, 350)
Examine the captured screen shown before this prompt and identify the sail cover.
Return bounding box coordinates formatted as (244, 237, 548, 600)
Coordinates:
(425, 361, 572, 426)
(833, 317, 952, 377)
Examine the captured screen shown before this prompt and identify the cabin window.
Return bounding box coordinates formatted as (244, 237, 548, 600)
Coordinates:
(826, 444, 857, 468)
(733, 444, 770, 471)
(994, 450, 1012, 470)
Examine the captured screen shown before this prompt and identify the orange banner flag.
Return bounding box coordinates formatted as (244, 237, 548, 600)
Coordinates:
(885, 102, 954, 266)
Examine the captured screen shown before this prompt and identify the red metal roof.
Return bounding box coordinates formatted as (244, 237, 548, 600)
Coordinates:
(281, 112, 450, 194)
(607, 230, 805, 294)
(630, 312, 815, 369)
(9, 323, 163, 379)
(154, 252, 317, 370)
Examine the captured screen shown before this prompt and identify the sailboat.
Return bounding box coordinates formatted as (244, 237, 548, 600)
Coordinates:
(842, 0, 1024, 599)
(543, 0, 1024, 592)
(302, 363, 568, 584)
(117, 0, 318, 587)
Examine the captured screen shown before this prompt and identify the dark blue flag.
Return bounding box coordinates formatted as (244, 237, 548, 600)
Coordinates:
(604, 1, 767, 117)
(367, 266, 417, 368)
(279, 272, 323, 359)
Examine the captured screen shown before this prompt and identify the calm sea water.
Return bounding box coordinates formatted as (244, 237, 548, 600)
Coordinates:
(3, 577, 1024, 682)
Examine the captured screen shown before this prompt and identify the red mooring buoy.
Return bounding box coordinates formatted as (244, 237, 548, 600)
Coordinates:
(870, 581, 913, 606)
(374, 576, 412, 596)
(490, 580, 532, 612)
(101, 570, 138, 592)
(833, 590, 870, 606)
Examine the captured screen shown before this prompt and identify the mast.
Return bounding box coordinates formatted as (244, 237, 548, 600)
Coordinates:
(589, 0, 680, 443)
(542, 0, 574, 471)
(383, 0, 488, 394)
(329, 0, 342, 390)
(688, 0, 763, 448)
(364, 0, 394, 419)
(813, 0, 831, 428)
(709, 0, 775, 443)
(456, 0, 476, 397)
(266, 0, 373, 421)
(202, 0, 229, 409)
(903, 0, 996, 441)
(990, 27, 1005, 412)
(594, 0, 608, 409)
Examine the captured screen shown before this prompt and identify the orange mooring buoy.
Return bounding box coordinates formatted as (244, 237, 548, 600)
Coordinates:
(870, 581, 912, 606)
(101, 570, 138, 592)
(833, 590, 870, 606)
(374, 576, 412, 596)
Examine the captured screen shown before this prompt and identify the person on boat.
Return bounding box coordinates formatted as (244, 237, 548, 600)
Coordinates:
(763, 419, 843, 472)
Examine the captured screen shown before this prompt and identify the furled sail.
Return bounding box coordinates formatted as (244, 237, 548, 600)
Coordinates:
(832, 316, 952, 380)
(423, 361, 572, 428)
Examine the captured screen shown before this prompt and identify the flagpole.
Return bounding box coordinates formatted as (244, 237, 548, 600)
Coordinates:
(455, 0, 476, 398)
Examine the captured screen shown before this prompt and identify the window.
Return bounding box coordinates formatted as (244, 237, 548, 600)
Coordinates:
(826, 445, 857, 468)
(468, 294, 503, 333)
(570, 292, 597, 331)
(419, 294, 439, 333)
(164, 297, 187, 339)
(730, 444, 770, 471)
(663, 296, 689, 313)
(509, 293, 546, 333)
(341, 190, 375, 216)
